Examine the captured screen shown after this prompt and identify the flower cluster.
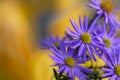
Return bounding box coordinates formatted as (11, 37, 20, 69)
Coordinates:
(40, 0, 120, 80)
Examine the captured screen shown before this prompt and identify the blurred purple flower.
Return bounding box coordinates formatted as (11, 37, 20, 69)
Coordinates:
(87, 0, 120, 30)
(66, 16, 104, 61)
(49, 46, 92, 80)
(40, 35, 67, 49)
(102, 49, 120, 80)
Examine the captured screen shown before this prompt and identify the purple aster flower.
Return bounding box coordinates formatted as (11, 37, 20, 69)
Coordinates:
(95, 23, 120, 53)
(93, 23, 103, 35)
(102, 49, 120, 80)
(49, 46, 92, 80)
(66, 16, 104, 61)
(40, 35, 67, 49)
(87, 0, 120, 29)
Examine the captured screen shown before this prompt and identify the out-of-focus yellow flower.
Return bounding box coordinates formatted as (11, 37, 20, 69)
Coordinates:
(30, 50, 54, 80)
(0, 2, 35, 80)
(0, 1, 55, 80)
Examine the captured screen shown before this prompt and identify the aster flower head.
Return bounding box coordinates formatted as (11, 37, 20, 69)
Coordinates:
(87, 0, 120, 30)
(66, 16, 104, 61)
(49, 46, 92, 80)
(95, 23, 120, 53)
(102, 49, 120, 80)
(40, 35, 66, 49)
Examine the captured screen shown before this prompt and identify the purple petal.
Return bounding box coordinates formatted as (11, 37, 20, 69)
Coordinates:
(63, 66, 70, 74)
(66, 27, 79, 38)
(87, 45, 96, 61)
(102, 68, 114, 72)
(79, 16, 84, 32)
(102, 72, 114, 78)
(65, 39, 79, 44)
(116, 77, 120, 80)
(89, 0, 99, 5)
(72, 41, 81, 49)
(69, 19, 80, 33)
(110, 74, 117, 80)
(83, 45, 87, 61)
(103, 23, 107, 35)
(83, 16, 88, 32)
(49, 55, 64, 64)
(87, 4, 100, 9)
(118, 53, 120, 65)
(78, 43, 84, 56)
(97, 10, 103, 14)
(74, 68, 88, 79)
(76, 58, 90, 63)
(77, 65, 92, 74)
(58, 65, 66, 72)
(90, 44, 102, 58)
(74, 70, 83, 80)
(103, 59, 114, 69)
(113, 38, 120, 44)
(95, 41, 105, 46)
(58, 41, 66, 51)
(68, 70, 74, 80)
(108, 29, 117, 38)
(104, 13, 108, 23)
(92, 42, 106, 52)
(49, 35, 55, 41)
(89, 14, 102, 32)
(67, 48, 75, 56)
(50, 47, 64, 59)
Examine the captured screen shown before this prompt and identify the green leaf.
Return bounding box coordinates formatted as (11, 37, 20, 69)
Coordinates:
(53, 68, 60, 80)
(61, 75, 70, 80)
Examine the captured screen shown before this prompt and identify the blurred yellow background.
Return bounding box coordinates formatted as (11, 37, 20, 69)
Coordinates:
(0, 0, 119, 80)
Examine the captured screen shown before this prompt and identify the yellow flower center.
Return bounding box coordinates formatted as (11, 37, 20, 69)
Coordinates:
(103, 39, 111, 48)
(64, 57, 75, 67)
(80, 33, 91, 44)
(54, 42, 59, 47)
(115, 65, 120, 77)
(100, 1, 114, 14)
